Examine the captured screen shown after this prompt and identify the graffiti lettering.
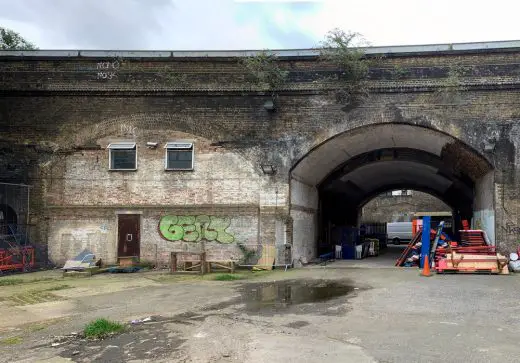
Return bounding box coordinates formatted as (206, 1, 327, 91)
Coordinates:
(96, 60, 120, 80)
(97, 71, 117, 80)
(120, 123, 138, 136)
(159, 215, 234, 243)
(96, 61, 120, 70)
(501, 223, 520, 235)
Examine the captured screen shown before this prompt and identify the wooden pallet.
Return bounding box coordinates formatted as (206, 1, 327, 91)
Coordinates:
(436, 252, 509, 275)
(436, 268, 498, 274)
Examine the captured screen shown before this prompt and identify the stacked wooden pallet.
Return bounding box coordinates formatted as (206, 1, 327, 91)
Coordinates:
(436, 251, 509, 274)
(436, 229, 508, 274)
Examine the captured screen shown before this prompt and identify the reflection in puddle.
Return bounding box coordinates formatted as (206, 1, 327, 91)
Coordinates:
(239, 280, 355, 312)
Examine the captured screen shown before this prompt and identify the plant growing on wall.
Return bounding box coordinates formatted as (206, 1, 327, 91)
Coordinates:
(237, 243, 258, 265)
(163, 72, 188, 86)
(436, 64, 471, 102)
(390, 65, 409, 80)
(441, 64, 470, 90)
(319, 28, 371, 106)
(241, 50, 289, 99)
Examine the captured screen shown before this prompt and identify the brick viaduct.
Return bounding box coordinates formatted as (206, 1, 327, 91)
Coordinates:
(1, 41, 519, 266)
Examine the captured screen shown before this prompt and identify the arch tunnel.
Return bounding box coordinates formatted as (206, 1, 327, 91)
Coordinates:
(289, 123, 495, 263)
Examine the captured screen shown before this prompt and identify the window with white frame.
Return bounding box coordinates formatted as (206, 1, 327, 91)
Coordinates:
(164, 142, 194, 170)
(107, 142, 137, 170)
(391, 189, 413, 196)
(382, 189, 413, 197)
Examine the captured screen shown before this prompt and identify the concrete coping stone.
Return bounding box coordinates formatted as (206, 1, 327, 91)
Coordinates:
(1, 40, 520, 59)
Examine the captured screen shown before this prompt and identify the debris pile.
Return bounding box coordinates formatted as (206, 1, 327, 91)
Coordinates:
(131, 316, 153, 324)
(396, 221, 509, 275)
(61, 249, 100, 274)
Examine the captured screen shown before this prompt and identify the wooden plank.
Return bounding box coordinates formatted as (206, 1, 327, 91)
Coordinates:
(253, 245, 276, 270)
(170, 252, 206, 275)
(170, 252, 177, 273)
(447, 252, 500, 272)
(118, 256, 138, 267)
(207, 261, 235, 272)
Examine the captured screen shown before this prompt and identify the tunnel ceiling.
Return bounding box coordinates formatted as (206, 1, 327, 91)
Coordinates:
(291, 124, 493, 214)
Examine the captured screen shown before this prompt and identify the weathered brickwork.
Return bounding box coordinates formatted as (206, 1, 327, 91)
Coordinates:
(1, 44, 519, 265)
(362, 192, 450, 223)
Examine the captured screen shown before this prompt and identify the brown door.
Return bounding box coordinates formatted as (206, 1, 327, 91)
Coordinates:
(118, 214, 140, 258)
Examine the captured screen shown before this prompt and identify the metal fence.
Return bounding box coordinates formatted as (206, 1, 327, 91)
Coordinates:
(0, 182, 49, 272)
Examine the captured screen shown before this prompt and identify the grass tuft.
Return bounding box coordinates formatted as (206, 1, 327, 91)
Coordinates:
(0, 278, 24, 286)
(84, 318, 125, 339)
(28, 324, 47, 332)
(0, 277, 58, 287)
(0, 336, 22, 345)
(213, 274, 242, 281)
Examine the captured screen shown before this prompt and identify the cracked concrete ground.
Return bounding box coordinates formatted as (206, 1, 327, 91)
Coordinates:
(1, 267, 520, 363)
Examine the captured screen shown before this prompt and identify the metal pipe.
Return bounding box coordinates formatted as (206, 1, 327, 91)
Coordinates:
(241, 265, 291, 268)
(26, 186, 30, 246)
(0, 182, 33, 187)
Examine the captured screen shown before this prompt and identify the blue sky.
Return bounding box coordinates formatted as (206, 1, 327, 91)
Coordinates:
(0, 0, 519, 50)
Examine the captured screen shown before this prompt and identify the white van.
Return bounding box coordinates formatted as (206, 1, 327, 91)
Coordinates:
(387, 222, 413, 245)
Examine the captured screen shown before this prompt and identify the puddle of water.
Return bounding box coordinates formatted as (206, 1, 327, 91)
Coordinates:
(239, 279, 354, 312)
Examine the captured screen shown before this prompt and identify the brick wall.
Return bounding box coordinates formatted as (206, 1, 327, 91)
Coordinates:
(362, 191, 450, 223)
(1, 47, 520, 262)
(43, 129, 267, 264)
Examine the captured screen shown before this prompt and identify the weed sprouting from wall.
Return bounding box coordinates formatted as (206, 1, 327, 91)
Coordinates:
(237, 243, 258, 265)
(240, 50, 289, 99)
(390, 65, 410, 80)
(318, 28, 371, 106)
(435, 64, 471, 102)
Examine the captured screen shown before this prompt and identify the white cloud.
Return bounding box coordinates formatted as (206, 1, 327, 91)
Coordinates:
(304, 0, 520, 46)
(0, 0, 518, 50)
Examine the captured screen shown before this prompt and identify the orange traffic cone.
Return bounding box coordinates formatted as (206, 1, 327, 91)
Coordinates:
(421, 255, 432, 277)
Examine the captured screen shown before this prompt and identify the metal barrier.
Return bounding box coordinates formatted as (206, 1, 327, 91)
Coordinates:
(0, 224, 34, 273)
(0, 183, 49, 272)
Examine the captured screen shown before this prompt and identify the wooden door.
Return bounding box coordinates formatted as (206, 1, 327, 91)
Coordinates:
(118, 214, 140, 258)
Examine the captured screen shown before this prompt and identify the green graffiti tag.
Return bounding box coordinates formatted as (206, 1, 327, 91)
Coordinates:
(158, 215, 235, 243)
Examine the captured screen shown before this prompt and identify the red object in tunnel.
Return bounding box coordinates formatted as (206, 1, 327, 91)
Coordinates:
(0, 247, 34, 272)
